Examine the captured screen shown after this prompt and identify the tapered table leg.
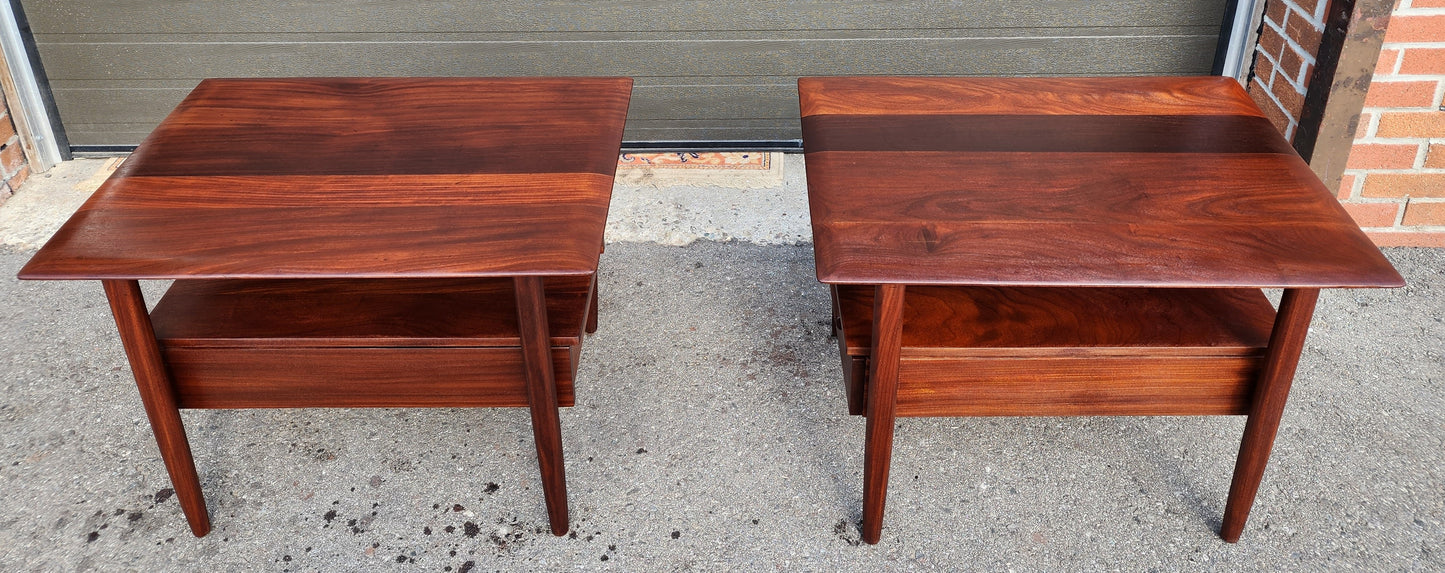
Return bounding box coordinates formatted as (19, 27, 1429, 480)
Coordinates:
(1220, 287, 1320, 542)
(515, 276, 569, 535)
(586, 274, 599, 334)
(862, 284, 905, 545)
(830, 285, 842, 338)
(102, 280, 211, 537)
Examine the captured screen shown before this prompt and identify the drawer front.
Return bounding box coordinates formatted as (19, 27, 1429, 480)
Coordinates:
(164, 346, 576, 409)
(894, 355, 1260, 417)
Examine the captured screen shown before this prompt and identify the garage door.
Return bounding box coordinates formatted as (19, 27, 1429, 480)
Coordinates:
(21, 0, 1228, 149)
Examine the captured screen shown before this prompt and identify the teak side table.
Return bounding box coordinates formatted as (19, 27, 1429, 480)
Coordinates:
(798, 76, 1404, 545)
(18, 77, 634, 537)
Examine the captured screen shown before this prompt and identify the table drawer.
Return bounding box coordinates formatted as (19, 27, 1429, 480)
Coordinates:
(164, 346, 578, 409)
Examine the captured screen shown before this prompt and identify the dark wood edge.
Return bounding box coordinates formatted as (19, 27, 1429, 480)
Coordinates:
(19, 270, 601, 281)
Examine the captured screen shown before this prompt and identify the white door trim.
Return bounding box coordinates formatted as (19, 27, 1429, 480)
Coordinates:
(1221, 0, 1265, 84)
(1, 0, 61, 171)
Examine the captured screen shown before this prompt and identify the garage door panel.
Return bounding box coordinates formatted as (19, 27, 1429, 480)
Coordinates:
(39, 25, 1221, 44)
(41, 34, 1217, 82)
(23, 1, 1227, 147)
(27, 1, 1225, 35)
(51, 87, 192, 124)
(59, 124, 171, 147)
(622, 119, 801, 143)
(52, 82, 805, 128)
(63, 119, 806, 147)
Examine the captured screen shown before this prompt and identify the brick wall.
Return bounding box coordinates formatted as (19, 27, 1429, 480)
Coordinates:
(1341, 0, 1445, 246)
(0, 89, 29, 205)
(1249, 0, 1329, 140)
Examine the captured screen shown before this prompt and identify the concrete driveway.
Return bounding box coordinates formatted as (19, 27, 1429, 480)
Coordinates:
(0, 158, 1440, 571)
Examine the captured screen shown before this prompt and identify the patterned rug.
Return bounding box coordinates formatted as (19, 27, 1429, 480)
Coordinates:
(613, 152, 784, 189)
(618, 152, 772, 170)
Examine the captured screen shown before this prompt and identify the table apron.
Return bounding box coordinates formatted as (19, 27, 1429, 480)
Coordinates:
(162, 345, 579, 409)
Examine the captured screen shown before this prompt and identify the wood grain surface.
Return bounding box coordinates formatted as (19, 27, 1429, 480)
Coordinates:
(1221, 288, 1320, 542)
(514, 276, 571, 535)
(799, 76, 1403, 288)
(18, 77, 632, 280)
(892, 356, 1258, 417)
(800, 114, 1294, 154)
(862, 284, 905, 546)
(103, 280, 211, 536)
(165, 346, 578, 409)
(798, 77, 1395, 543)
(129, 78, 630, 177)
(833, 286, 1271, 418)
(21, 78, 622, 538)
(835, 286, 1276, 356)
(152, 277, 592, 348)
(798, 76, 1264, 117)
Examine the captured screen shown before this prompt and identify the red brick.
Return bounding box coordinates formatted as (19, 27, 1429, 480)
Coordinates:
(1347, 143, 1420, 169)
(5, 165, 28, 191)
(1376, 111, 1445, 138)
(1279, 46, 1308, 86)
(1300, 0, 1323, 20)
(1399, 48, 1445, 76)
(1272, 78, 1307, 117)
(1355, 111, 1374, 138)
(1403, 201, 1445, 226)
(1361, 172, 1445, 197)
(1338, 173, 1359, 200)
(1285, 13, 1324, 53)
(1366, 231, 1445, 246)
(1258, 27, 1286, 61)
(1426, 143, 1445, 168)
(1249, 78, 1293, 136)
(0, 115, 14, 142)
(0, 137, 23, 177)
(1341, 202, 1402, 227)
(1376, 48, 1400, 76)
(1413, 0, 1445, 7)
(1265, 0, 1290, 29)
(1253, 55, 1276, 86)
(1364, 80, 1440, 108)
(1383, 15, 1445, 43)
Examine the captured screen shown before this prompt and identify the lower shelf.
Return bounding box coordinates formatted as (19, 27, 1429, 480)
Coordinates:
(165, 346, 578, 409)
(834, 285, 1277, 417)
(150, 277, 592, 409)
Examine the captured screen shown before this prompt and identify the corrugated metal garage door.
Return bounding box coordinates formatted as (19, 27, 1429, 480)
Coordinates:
(20, 1, 1228, 148)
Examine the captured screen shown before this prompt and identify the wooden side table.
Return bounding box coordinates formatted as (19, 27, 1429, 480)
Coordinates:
(18, 77, 634, 537)
(798, 76, 1404, 544)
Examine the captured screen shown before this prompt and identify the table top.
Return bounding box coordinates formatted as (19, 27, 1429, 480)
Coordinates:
(799, 76, 1403, 289)
(19, 77, 633, 280)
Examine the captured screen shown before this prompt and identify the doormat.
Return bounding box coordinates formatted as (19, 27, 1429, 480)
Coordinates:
(618, 152, 771, 169)
(615, 152, 783, 189)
